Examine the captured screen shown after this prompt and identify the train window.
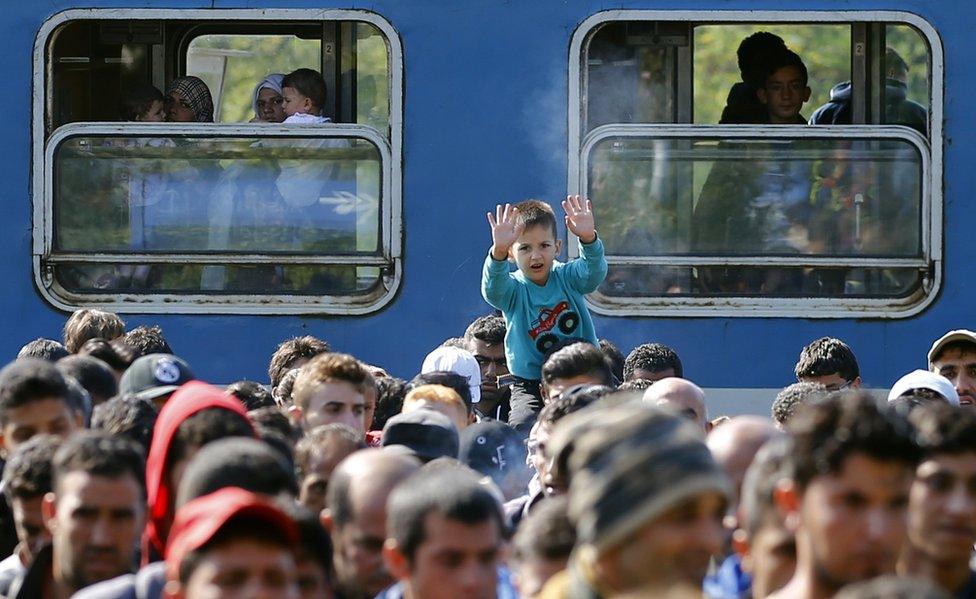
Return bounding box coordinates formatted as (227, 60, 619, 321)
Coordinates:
(34, 10, 402, 314)
(571, 12, 942, 318)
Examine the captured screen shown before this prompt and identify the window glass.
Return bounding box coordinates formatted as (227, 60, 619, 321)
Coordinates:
(355, 23, 391, 132)
(884, 24, 930, 133)
(187, 34, 321, 123)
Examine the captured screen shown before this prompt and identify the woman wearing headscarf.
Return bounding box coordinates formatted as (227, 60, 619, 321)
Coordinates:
(250, 73, 286, 123)
(165, 75, 214, 123)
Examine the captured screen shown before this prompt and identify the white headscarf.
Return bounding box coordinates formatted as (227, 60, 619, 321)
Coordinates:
(251, 74, 285, 121)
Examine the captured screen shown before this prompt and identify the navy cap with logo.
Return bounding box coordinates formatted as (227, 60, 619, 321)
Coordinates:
(382, 409, 459, 462)
(119, 353, 194, 401)
(459, 421, 526, 478)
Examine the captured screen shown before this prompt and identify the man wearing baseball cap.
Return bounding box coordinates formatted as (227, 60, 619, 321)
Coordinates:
(928, 330, 976, 407)
(118, 354, 194, 408)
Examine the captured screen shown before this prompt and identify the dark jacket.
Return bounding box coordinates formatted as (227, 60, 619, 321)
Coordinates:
(809, 79, 927, 134)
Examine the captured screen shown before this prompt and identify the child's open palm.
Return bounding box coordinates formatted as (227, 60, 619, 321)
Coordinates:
(562, 195, 596, 243)
(487, 203, 524, 259)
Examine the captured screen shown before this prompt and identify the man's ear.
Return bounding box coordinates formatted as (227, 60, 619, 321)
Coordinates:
(382, 539, 410, 582)
(757, 88, 769, 105)
(852, 376, 863, 389)
(773, 479, 800, 531)
(320, 508, 334, 534)
(288, 405, 303, 428)
(41, 492, 57, 533)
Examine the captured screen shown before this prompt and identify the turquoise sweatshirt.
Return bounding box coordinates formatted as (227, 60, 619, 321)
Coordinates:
(481, 238, 608, 380)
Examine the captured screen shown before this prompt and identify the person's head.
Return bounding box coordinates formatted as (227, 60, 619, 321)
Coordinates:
(248, 405, 299, 443)
(295, 424, 365, 514)
(291, 353, 372, 434)
(119, 353, 194, 408)
(283, 504, 334, 599)
(165, 487, 299, 599)
(772, 381, 828, 428)
(165, 76, 214, 123)
(122, 83, 166, 122)
(408, 371, 473, 414)
(511, 496, 575, 598)
(372, 376, 407, 432)
(268, 336, 330, 392)
(795, 337, 861, 391)
(322, 449, 420, 599)
(274, 368, 302, 408)
(904, 403, 976, 568)
(885, 47, 911, 83)
(420, 346, 482, 408)
(281, 68, 328, 117)
(62, 309, 125, 353)
(778, 392, 920, 594)
(17, 338, 70, 362)
(733, 437, 796, 599)
(402, 384, 468, 432)
(623, 342, 683, 382)
(598, 339, 625, 384)
(226, 380, 276, 411)
(175, 437, 299, 508)
(383, 468, 504, 599)
(706, 415, 781, 509)
(45, 431, 146, 594)
(3, 435, 59, 564)
(57, 355, 118, 406)
(737, 31, 788, 88)
(530, 385, 608, 496)
(459, 421, 532, 501)
(463, 316, 509, 410)
(122, 325, 173, 358)
(381, 410, 460, 463)
(928, 330, 976, 407)
(553, 403, 731, 594)
(888, 369, 960, 406)
(252, 73, 285, 123)
(77, 338, 133, 378)
(91, 395, 157, 456)
(642, 377, 708, 434)
(541, 342, 614, 401)
(757, 49, 811, 124)
(0, 358, 83, 456)
(509, 200, 561, 285)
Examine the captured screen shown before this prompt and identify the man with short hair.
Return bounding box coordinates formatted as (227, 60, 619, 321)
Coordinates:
(56, 356, 118, 407)
(623, 342, 683, 382)
(0, 359, 83, 456)
(772, 382, 828, 429)
(62, 309, 125, 354)
(380, 468, 504, 599)
(17, 339, 70, 363)
(794, 336, 861, 391)
(898, 402, 976, 595)
(642, 377, 709, 434)
(10, 431, 145, 599)
(121, 325, 172, 358)
(540, 342, 613, 403)
(401, 384, 468, 432)
(322, 449, 419, 599)
(295, 424, 365, 514)
(928, 330, 976, 407)
(511, 496, 575, 598)
(769, 392, 920, 599)
(290, 353, 372, 435)
(268, 335, 331, 392)
(463, 315, 511, 421)
(118, 354, 194, 409)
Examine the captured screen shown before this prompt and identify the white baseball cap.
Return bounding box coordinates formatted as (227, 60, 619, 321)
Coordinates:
(421, 346, 482, 404)
(927, 329, 976, 366)
(887, 369, 960, 406)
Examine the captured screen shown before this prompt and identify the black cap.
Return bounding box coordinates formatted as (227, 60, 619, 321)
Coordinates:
(119, 353, 194, 401)
(459, 421, 526, 477)
(382, 410, 459, 462)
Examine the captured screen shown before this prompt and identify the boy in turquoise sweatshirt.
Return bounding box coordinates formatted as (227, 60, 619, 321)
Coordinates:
(481, 196, 608, 432)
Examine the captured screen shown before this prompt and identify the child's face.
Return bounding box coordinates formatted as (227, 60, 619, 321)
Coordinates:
(281, 86, 313, 117)
(758, 65, 811, 124)
(510, 224, 561, 286)
(138, 100, 166, 122)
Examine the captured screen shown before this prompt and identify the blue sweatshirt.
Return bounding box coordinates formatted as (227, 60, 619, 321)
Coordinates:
(481, 238, 608, 380)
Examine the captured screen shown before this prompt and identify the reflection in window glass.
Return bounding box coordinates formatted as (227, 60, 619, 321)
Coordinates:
(356, 23, 391, 133)
(587, 136, 923, 297)
(884, 24, 930, 134)
(53, 135, 382, 294)
(187, 34, 321, 123)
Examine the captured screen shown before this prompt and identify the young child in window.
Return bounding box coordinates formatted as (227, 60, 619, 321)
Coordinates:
(481, 197, 608, 432)
(757, 49, 811, 125)
(122, 84, 167, 122)
(281, 68, 331, 124)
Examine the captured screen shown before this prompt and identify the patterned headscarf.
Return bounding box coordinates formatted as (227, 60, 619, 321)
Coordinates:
(165, 76, 214, 123)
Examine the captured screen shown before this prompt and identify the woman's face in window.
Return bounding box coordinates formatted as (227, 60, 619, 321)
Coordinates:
(257, 88, 286, 123)
(167, 91, 196, 122)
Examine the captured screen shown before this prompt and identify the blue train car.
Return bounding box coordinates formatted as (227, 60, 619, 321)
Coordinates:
(2, 1, 967, 413)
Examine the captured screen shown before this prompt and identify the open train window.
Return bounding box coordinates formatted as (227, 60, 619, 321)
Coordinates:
(570, 11, 942, 318)
(33, 9, 402, 314)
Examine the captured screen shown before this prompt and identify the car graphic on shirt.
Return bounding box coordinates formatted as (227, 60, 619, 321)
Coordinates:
(528, 302, 580, 353)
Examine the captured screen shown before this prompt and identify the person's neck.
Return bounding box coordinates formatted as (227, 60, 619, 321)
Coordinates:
(901, 543, 972, 594)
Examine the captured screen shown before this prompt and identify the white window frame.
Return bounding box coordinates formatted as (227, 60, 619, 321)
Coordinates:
(33, 8, 403, 315)
(568, 10, 944, 318)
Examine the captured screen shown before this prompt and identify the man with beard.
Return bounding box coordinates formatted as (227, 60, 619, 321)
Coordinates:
(929, 330, 976, 408)
(464, 315, 511, 422)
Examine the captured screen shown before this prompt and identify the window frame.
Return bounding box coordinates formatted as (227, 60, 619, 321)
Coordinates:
(33, 8, 403, 315)
(568, 10, 944, 318)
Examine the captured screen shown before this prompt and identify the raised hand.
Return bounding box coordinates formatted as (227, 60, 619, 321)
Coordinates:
(562, 195, 596, 243)
(487, 203, 524, 260)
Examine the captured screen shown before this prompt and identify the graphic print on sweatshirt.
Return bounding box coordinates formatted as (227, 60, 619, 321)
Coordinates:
(527, 301, 580, 353)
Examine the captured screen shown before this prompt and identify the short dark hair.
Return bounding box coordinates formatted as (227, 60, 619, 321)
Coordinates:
(513, 200, 557, 239)
(282, 68, 328, 113)
(408, 372, 472, 411)
(372, 377, 407, 431)
(512, 495, 575, 562)
(464, 316, 506, 345)
(788, 392, 920, 490)
(17, 339, 69, 362)
(294, 353, 372, 412)
(52, 431, 145, 495)
(91, 395, 157, 455)
(121, 84, 165, 121)
(284, 503, 333, 583)
(598, 340, 625, 383)
(268, 336, 330, 390)
(911, 402, 976, 456)
(175, 437, 298, 508)
(760, 48, 809, 88)
(623, 343, 683, 381)
(273, 368, 302, 407)
(57, 356, 118, 405)
(930, 340, 976, 364)
(737, 31, 788, 86)
(794, 337, 860, 382)
(169, 408, 255, 467)
(0, 359, 72, 424)
(77, 338, 133, 372)
(772, 382, 828, 426)
(226, 380, 276, 411)
(539, 385, 611, 427)
(248, 407, 299, 443)
(122, 325, 172, 358)
(387, 468, 502, 561)
(616, 378, 654, 392)
(295, 424, 365, 480)
(62, 309, 125, 354)
(3, 435, 59, 501)
(541, 343, 613, 386)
